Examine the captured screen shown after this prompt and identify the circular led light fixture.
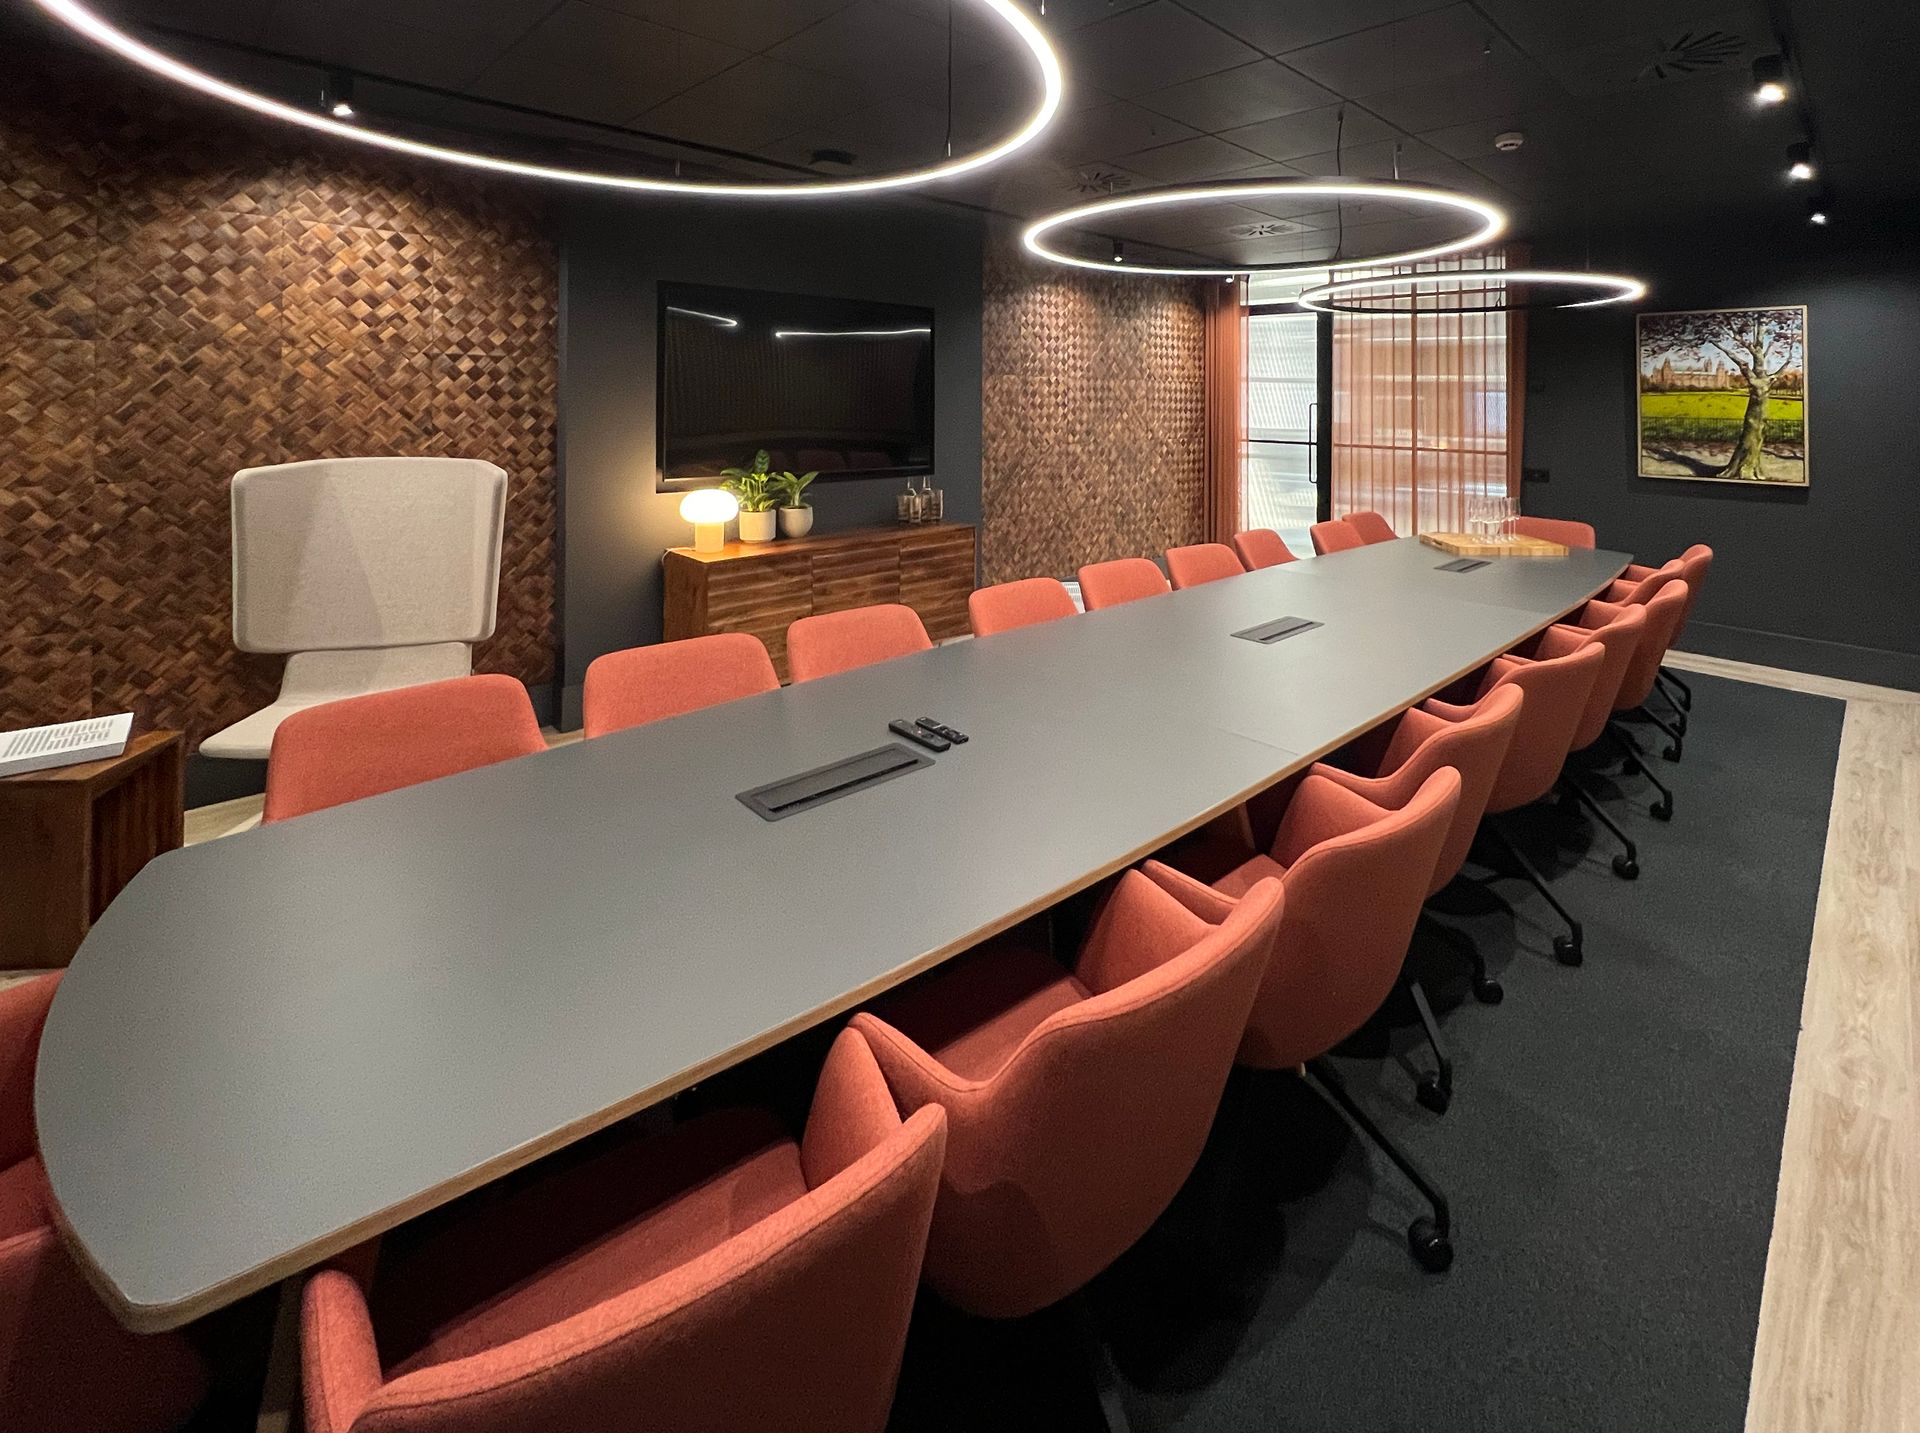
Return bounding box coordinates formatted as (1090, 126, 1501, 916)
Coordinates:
(1022, 180, 1508, 278)
(1297, 269, 1647, 314)
(29, 0, 1063, 198)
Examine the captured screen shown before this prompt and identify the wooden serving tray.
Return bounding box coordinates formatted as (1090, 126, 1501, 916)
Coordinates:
(1420, 531, 1570, 559)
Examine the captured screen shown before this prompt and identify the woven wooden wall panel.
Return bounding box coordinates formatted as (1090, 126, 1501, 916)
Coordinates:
(0, 41, 557, 750)
(980, 235, 1207, 585)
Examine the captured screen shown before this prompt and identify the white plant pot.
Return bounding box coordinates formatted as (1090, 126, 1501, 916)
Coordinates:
(778, 505, 815, 538)
(738, 509, 777, 543)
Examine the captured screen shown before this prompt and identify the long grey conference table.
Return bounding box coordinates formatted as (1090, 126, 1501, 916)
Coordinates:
(36, 537, 1629, 1331)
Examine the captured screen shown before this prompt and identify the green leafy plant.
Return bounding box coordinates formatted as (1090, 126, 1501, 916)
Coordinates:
(719, 450, 780, 512)
(772, 469, 818, 509)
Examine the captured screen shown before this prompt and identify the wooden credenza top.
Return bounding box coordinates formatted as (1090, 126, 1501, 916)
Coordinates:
(663, 520, 974, 565)
(663, 522, 976, 681)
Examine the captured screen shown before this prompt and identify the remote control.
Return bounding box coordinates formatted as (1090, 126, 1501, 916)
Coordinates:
(890, 719, 950, 752)
(916, 717, 968, 744)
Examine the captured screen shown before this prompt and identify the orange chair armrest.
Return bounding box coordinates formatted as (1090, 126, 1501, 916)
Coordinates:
(1136, 860, 1240, 923)
(0, 974, 58, 1169)
(302, 1269, 386, 1433)
(1271, 774, 1391, 867)
(800, 1028, 906, 1188)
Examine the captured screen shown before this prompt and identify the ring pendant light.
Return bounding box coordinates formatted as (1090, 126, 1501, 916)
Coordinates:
(1296, 269, 1646, 314)
(1022, 180, 1509, 278)
(29, 0, 1063, 198)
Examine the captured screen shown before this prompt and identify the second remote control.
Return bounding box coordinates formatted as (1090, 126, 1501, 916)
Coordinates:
(890, 719, 949, 752)
(916, 717, 968, 743)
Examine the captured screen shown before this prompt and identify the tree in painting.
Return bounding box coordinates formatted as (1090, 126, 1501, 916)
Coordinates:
(1638, 307, 1807, 485)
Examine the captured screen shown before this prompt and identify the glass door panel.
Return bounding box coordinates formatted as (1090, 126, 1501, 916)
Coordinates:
(1243, 309, 1319, 557)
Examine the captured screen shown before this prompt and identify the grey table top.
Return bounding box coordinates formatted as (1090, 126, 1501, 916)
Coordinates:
(35, 538, 1628, 1330)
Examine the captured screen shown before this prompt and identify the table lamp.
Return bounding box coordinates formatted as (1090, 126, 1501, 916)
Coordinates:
(680, 488, 739, 553)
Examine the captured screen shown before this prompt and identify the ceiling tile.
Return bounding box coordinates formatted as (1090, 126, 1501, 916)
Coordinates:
(1064, 2, 1263, 98)
(1043, 98, 1200, 162)
(765, 1, 995, 94)
(589, 0, 852, 51)
(1134, 59, 1335, 133)
(1175, 0, 1455, 57)
(638, 55, 876, 152)
(1367, 55, 1568, 134)
(1220, 104, 1398, 163)
(1284, 4, 1515, 97)
(1532, 10, 1765, 98)
(478, 3, 750, 113)
(1115, 134, 1273, 181)
(1472, 0, 1771, 59)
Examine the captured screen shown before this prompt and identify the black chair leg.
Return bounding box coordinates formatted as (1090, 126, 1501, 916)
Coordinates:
(1419, 910, 1504, 1006)
(1406, 980, 1453, 1114)
(1483, 819, 1584, 965)
(1060, 1293, 1132, 1433)
(1659, 665, 1693, 711)
(1640, 704, 1685, 762)
(1651, 677, 1688, 735)
(1560, 775, 1640, 880)
(1304, 1059, 1454, 1273)
(1608, 723, 1675, 821)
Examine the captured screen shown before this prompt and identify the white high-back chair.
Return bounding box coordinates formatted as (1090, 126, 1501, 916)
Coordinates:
(199, 457, 509, 760)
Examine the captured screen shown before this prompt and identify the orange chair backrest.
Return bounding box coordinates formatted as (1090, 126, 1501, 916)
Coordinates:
(1345, 510, 1397, 545)
(263, 675, 545, 822)
(787, 604, 932, 682)
(968, 577, 1077, 637)
(1239, 769, 1459, 1069)
(1165, 543, 1246, 590)
(1481, 643, 1606, 812)
(583, 633, 778, 739)
(1310, 520, 1365, 555)
(1513, 516, 1596, 549)
(1615, 581, 1689, 710)
(1076, 558, 1169, 611)
(1232, 529, 1297, 569)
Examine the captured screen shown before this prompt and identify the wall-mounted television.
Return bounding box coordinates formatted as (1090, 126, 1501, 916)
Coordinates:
(657, 281, 935, 490)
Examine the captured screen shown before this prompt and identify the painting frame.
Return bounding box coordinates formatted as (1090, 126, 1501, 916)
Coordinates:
(1636, 304, 1809, 487)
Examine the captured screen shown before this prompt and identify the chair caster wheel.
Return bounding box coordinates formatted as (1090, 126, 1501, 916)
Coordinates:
(1651, 798, 1673, 822)
(1471, 976, 1504, 1006)
(1554, 935, 1584, 966)
(1663, 743, 1683, 762)
(1408, 1217, 1454, 1273)
(1612, 854, 1640, 880)
(1415, 1074, 1452, 1115)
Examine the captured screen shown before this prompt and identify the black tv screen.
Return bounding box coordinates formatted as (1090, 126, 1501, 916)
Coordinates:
(657, 281, 935, 488)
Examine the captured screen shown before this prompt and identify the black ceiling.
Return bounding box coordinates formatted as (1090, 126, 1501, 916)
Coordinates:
(49, 0, 1920, 253)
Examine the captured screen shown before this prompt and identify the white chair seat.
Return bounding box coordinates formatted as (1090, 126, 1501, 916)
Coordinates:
(199, 644, 472, 759)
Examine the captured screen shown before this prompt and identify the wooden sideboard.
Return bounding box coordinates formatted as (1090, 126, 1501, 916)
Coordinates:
(664, 522, 976, 680)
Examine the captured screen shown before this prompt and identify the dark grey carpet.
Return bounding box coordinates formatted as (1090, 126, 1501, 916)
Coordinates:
(890, 672, 1844, 1433)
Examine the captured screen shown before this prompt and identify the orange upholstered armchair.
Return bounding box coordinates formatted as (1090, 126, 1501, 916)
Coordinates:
(1310, 519, 1365, 555)
(850, 868, 1282, 1322)
(301, 1029, 946, 1433)
(1344, 510, 1397, 544)
(1513, 516, 1596, 548)
(1231, 529, 1298, 569)
(969, 577, 1077, 637)
(1164, 542, 1246, 589)
(1144, 766, 1462, 1270)
(787, 603, 932, 682)
(584, 633, 777, 738)
(263, 674, 546, 822)
(1, 974, 209, 1433)
(1075, 557, 1169, 611)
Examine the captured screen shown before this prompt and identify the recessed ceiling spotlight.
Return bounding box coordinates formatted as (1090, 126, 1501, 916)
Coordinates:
(27, 0, 1064, 198)
(1786, 142, 1814, 181)
(322, 71, 354, 119)
(1024, 180, 1508, 278)
(1297, 269, 1647, 315)
(1752, 54, 1788, 104)
(1807, 197, 1829, 225)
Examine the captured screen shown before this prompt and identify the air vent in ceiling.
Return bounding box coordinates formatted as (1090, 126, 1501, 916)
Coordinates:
(1073, 167, 1134, 195)
(1635, 30, 1747, 83)
(1227, 219, 1308, 239)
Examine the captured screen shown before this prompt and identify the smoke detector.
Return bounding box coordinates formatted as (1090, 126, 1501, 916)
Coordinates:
(1493, 131, 1525, 153)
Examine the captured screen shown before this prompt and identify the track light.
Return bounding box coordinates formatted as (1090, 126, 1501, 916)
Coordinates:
(1752, 55, 1787, 105)
(1807, 197, 1828, 225)
(322, 71, 354, 119)
(1112, 238, 1125, 264)
(1787, 142, 1814, 181)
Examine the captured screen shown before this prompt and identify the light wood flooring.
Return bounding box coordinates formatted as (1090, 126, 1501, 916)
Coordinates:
(7, 660, 1915, 1429)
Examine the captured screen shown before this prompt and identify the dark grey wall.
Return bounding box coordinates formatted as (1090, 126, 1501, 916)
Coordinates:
(558, 195, 986, 724)
(1523, 217, 1920, 689)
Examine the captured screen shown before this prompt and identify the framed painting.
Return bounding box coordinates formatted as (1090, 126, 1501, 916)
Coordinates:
(1636, 305, 1808, 486)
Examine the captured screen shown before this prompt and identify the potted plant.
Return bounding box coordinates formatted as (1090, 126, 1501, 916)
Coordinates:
(772, 468, 818, 537)
(719, 451, 780, 543)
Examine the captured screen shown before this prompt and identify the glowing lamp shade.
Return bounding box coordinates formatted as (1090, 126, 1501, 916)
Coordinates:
(680, 488, 739, 552)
